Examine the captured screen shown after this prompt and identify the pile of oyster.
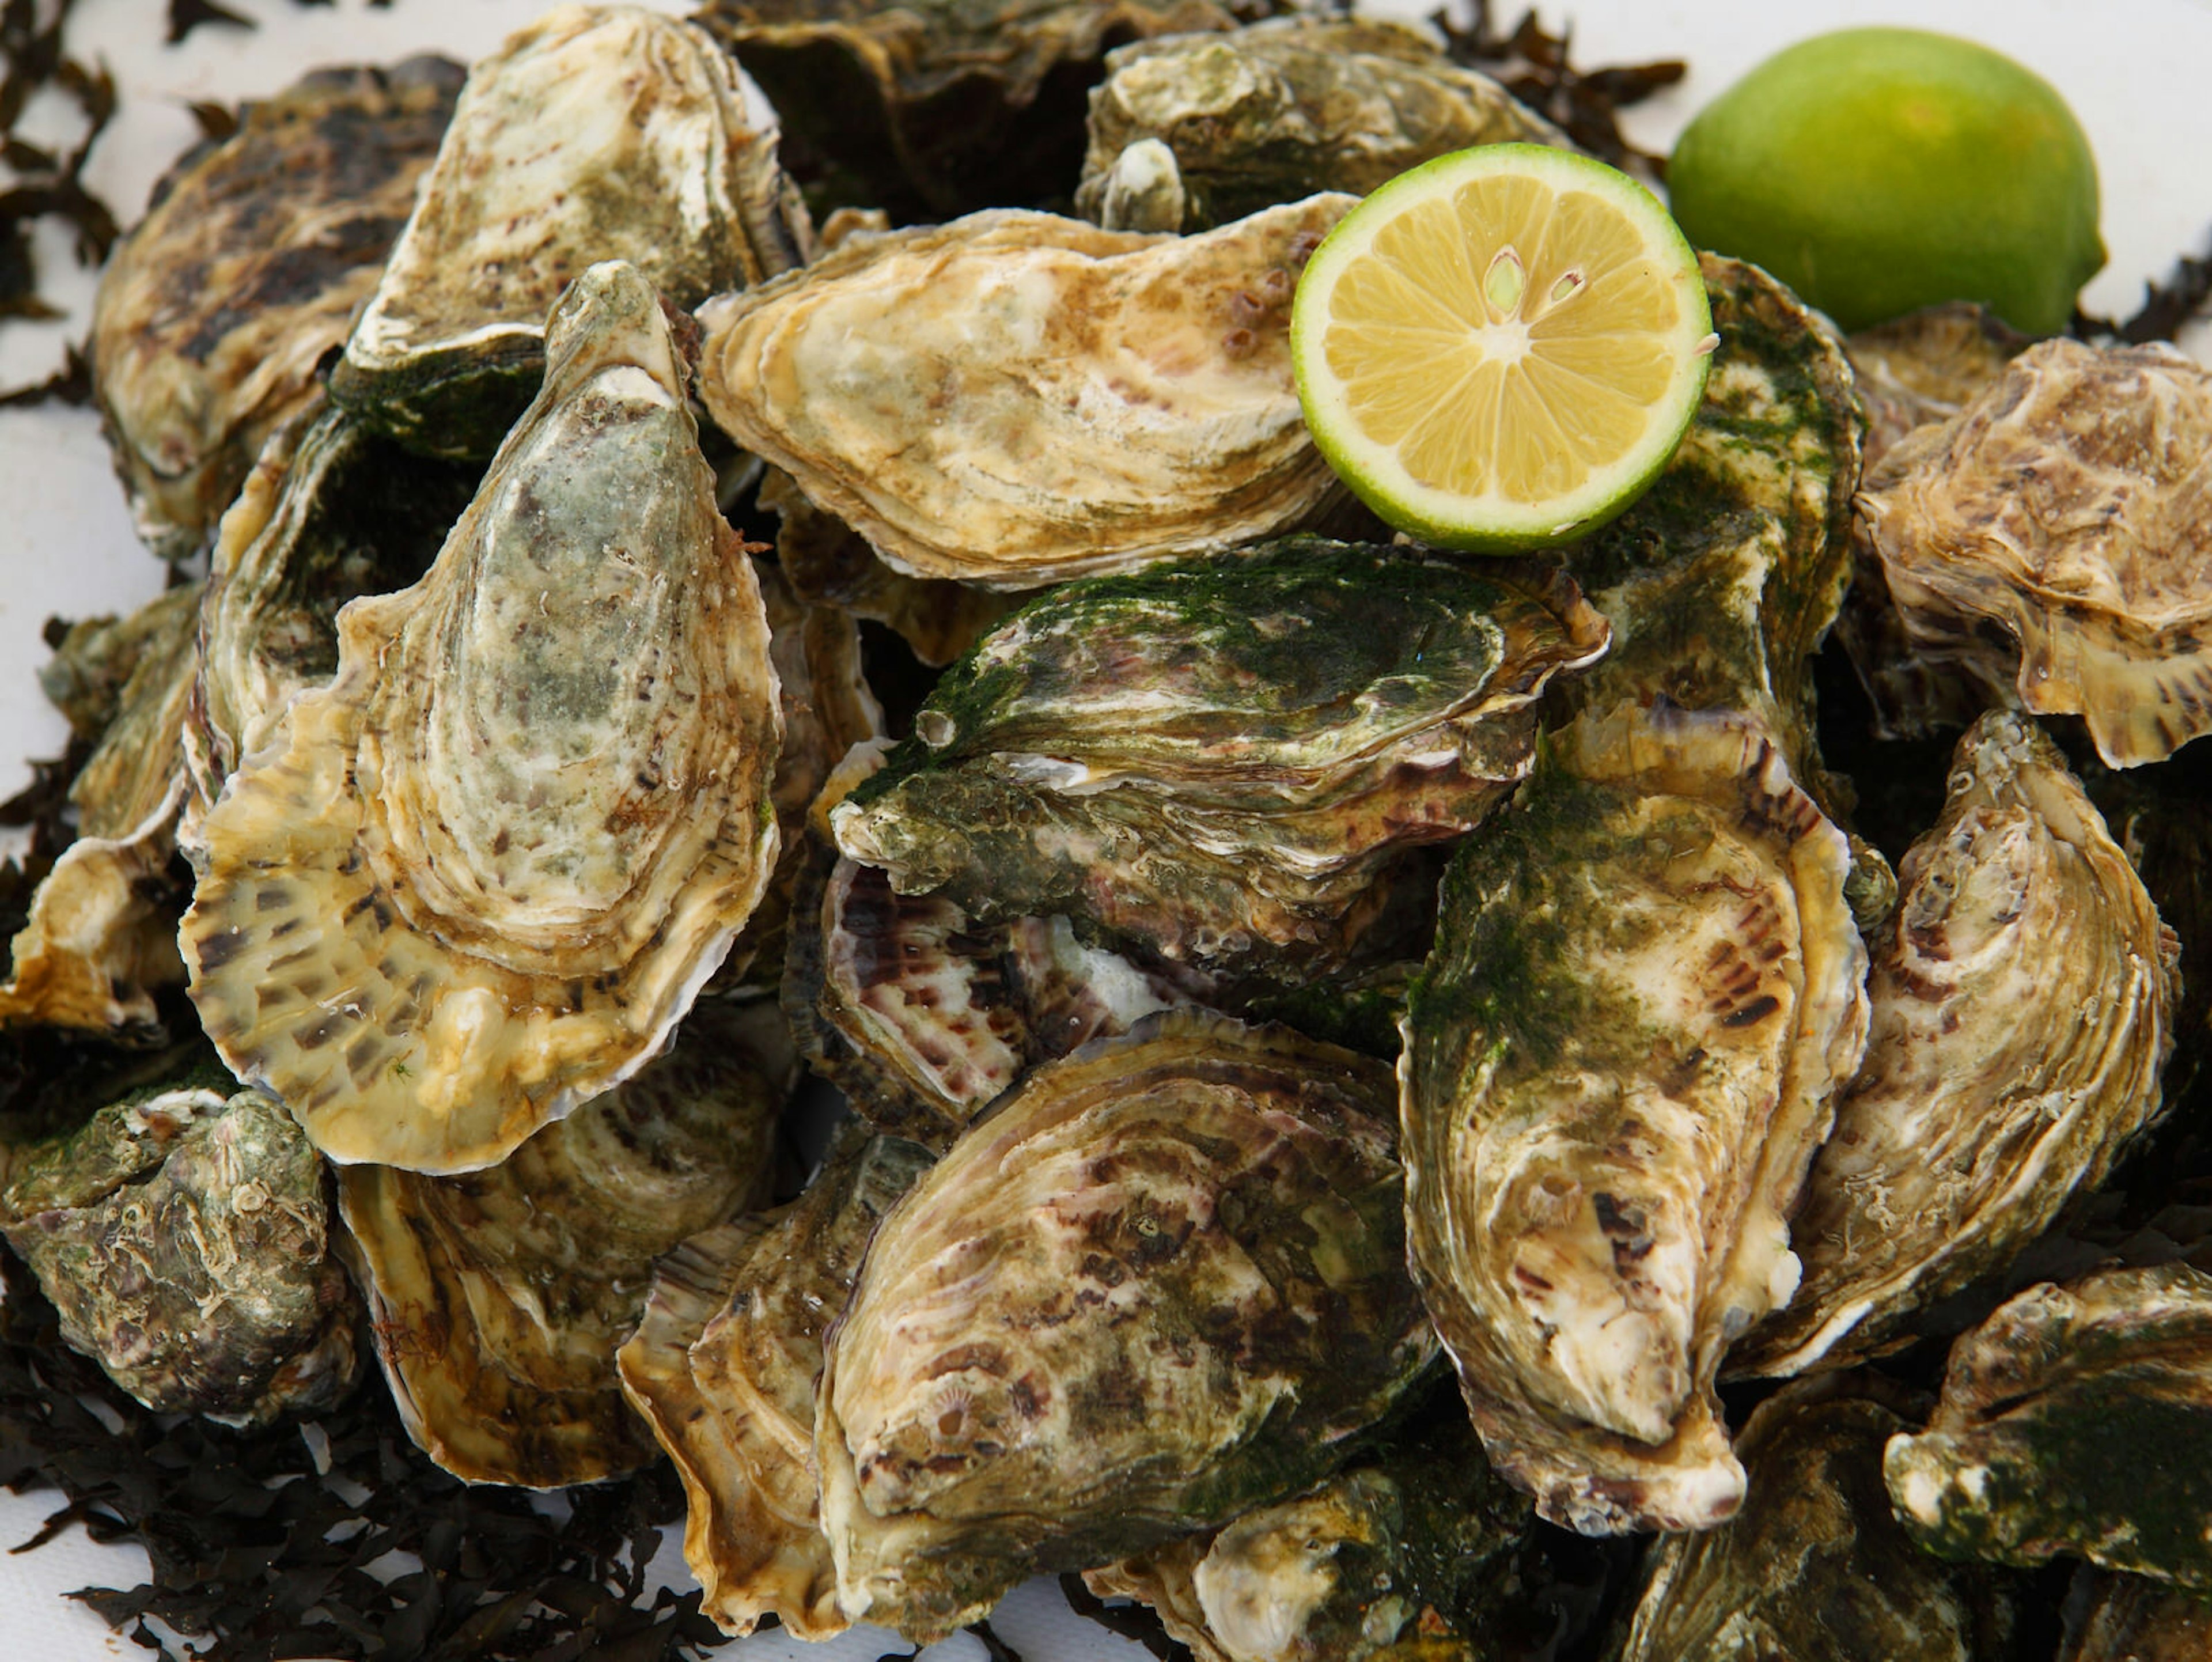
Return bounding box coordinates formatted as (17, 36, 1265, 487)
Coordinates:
(9, 3, 2212, 1657)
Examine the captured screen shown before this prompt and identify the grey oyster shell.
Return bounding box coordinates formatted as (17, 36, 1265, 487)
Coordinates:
(181, 261, 783, 1175)
(1859, 338, 2212, 768)
(2059, 1573, 2212, 1662)
(1886, 1263, 2212, 1588)
(1077, 17, 1567, 234)
(815, 1009, 1436, 1642)
(1400, 701, 1869, 1535)
(1846, 302, 2028, 471)
(0, 1078, 359, 1425)
(698, 198, 1360, 588)
(90, 57, 462, 561)
(1740, 712, 2179, 1378)
(1615, 1378, 2017, 1662)
(336, 998, 788, 1488)
(829, 540, 1609, 979)
(617, 1126, 934, 1638)
(331, 4, 810, 458)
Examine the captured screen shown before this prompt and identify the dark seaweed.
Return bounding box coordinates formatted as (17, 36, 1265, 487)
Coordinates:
(2073, 232, 2212, 345)
(165, 0, 255, 46)
(1058, 1572, 1195, 1662)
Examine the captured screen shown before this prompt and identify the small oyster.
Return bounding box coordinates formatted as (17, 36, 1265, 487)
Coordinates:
(183, 261, 783, 1175)
(1400, 701, 1869, 1534)
(617, 1126, 934, 1638)
(1860, 338, 2212, 767)
(698, 199, 1358, 588)
(0, 1074, 359, 1425)
(692, 0, 1237, 222)
(830, 541, 1608, 978)
(331, 4, 810, 457)
(1615, 1377, 2017, 1662)
(1077, 17, 1565, 233)
(337, 998, 788, 1488)
(1741, 712, 2178, 1377)
(90, 58, 463, 561)
(1887, 1263, 2212, 1588)
(2060, 1573, 2212, 1662)
(1846, 302, 2027, 469)
(815, 1009, 1435, 1641)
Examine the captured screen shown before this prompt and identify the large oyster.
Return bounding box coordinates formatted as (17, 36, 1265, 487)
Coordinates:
(1077, 16, 1565, 233)
(815, 1009, 1435, 1641)
(1400, 701, 1869, 1534)
(698, 198, 1359, 588)
(1887, 1264, 2212, 1588)
(1859, 338, 2212, 767)
(830, 541, 1608, 978)
(331, 4, 810, 457)
(90, 58, 462, 561)
(181, 261, 783, 1175)
(1740, 712, 2178, 1377)
(336, 998, 788, 1488)
(0, 1073, 359, 1425)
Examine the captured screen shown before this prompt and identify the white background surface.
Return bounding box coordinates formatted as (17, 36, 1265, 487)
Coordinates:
(3, 0, 2211, 1656)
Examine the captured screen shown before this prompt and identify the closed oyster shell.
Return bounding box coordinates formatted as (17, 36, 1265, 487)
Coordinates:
(1077, 17, 1566, 233)
(698, 198, 1358, 588)
(1886, 1263, 2212, 1588)
(1400, 701, 1869, 1534)
(182, 261, 783, 1175)
(1740, 712, 2178, 1378)
(2060, 1573, 2212, 1662)
(331, 4, 810, 457)
(1846, 302, 2027, 470)
(1860, 338, 2212, 768)
(816, 1009, 1435, 1642)
(90, 58, 461, 561)
(336, 998, 788, 1488)
(0, 1076, 359, 1424)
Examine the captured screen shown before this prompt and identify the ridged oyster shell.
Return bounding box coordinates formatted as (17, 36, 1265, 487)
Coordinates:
(182, 261, 782, 1175)
(2061, 1573, 2212, 1662)
(1400, 701, 1869, 1534)
(698, 198, 1358, 588)
(1740, 712, 2178, 1377)
(816, 1009, 1435, 1642)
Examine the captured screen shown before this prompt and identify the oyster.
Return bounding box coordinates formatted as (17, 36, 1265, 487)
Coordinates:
(1859, 338, 2212, 768)
(829, 541, 1609, 978)
(181, 261, 783, 1175)
(815, 1009, 1435, 1641)
(1846, 302, 2027, 469)
(1400, 701, 1869, 1534)
(1077, 17, 1566, 233)
(698, 198, 1359, 588)
(1887, 1263, 2212, 1588)
(691, 0, 1238, 222)
(331, 4, 810, 458)
(2060, 1574, 2212, 1662)
(1740, 712, 2178, 1377)
(0, 1074, 359, 1424)
(336, 998, 788, 1488)
(617, 1126, 934, 1638)
(1615, 1377, 2017, 1662)
(90, 58, 463, 561)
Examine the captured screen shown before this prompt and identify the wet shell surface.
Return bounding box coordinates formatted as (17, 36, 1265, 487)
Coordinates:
(181, 260, 783, 1175)
(698, 198, 1358, 588)
(1400, 700, 1869, 1535)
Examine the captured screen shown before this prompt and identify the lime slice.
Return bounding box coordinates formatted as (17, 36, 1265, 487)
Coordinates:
(1291, 143, 1714, 553)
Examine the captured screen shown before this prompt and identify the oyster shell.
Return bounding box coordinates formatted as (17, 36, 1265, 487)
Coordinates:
(829, 540, 1608, 978)
(1846, 302, 2027, 470)
(0, 1074, 359, 1424)
(616, 1126, 934, 1638)
(1887, 1263, 2212, 1588)
(90, 58, 462, 561)
(1615, 1377, 2017, 1662)
(331, 4, 810, 458)
(698, 198, 1359, 588)
(815, 1009, 1435, 1641)
(1400, 701, 1869, 1534)
(181, 261, 783, 1175)
(1077, 17, 1566, 233)
(1860, 338, 2212, 768)
(1740, 712, 2178, 1378)
(336, 998, 788, 1488)
(2060, 1573, 2212, 1662)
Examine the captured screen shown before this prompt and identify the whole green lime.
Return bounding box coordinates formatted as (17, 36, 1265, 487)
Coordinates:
(1666, 27, 2104, 335)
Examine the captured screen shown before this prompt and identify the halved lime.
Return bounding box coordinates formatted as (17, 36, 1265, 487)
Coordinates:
(1291, 143, 1714, 554)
